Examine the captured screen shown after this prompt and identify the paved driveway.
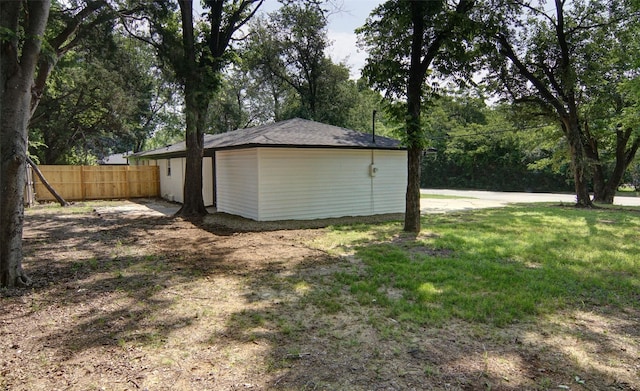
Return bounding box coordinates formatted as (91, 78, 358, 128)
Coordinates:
(420, 189, 640, 213)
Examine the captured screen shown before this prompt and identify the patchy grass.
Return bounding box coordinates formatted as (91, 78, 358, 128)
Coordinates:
(24, 200, 119, 215)
(5, 200, 639, 390)
(315, 206, 640, 326)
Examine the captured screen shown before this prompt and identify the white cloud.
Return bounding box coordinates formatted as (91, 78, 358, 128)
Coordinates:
(327, 30, 367, 80)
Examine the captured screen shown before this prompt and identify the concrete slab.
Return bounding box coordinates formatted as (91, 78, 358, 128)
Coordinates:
(420, 189, 640, 214)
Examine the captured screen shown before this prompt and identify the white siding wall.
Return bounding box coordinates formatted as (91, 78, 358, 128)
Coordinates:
(158, 158, 185, 203)
(158, 148, 406, 221)
(203, 156, 214, 206)
(216, 149, 259, 220)
(156, 157, 214, 206)
(369, 150, 408, 215)
(256, 148, 406, 221)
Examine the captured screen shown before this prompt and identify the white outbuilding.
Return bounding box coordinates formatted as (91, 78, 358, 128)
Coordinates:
(130, 118, 407, 221)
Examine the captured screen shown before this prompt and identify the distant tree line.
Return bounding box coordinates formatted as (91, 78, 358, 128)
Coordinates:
(419, 96, 573, 192)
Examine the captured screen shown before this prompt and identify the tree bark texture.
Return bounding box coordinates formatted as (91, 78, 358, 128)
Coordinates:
(175, 0, 209, 217)
(404, 1, 427, 233)
(561, 117, 593, 207)
(177, 87, 209, 217)
(1, 1, 51, 287)
(589, 128, 640, 204)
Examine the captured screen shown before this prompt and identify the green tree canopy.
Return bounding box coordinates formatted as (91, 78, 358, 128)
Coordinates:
(482, 0, 640, 204)
(30, 28, 158, 164)
(421, 95, 572, 192)
(243, 3, 357, 127)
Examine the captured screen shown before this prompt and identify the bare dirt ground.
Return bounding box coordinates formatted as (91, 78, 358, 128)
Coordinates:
(1, 199, 638, 390)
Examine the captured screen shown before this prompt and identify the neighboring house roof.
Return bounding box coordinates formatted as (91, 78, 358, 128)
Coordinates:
(130, 118, 404, 160)
(99, 152, 129, 165)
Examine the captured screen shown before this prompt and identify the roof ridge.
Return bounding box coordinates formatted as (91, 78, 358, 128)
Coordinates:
(130, 118, 404, 159)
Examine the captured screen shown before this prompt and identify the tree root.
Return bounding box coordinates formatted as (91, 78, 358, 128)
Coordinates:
(15, 272, 32, 288)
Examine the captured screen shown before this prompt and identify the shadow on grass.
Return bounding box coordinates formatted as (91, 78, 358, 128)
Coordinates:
(215, 255, 639, 390)
(220, 205, 637, 389)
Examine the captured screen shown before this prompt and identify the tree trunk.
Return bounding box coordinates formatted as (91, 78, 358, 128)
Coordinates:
(404, 89, 423, 232)
(175, 0, 208, 218)
(0, 1, 51, 288)
(593, 182, 616, 204)
(176, 90, 209, 217)
(591, 128, 640, 204)
(405, 146, 422, 232)
(562, 117, 592, 207)
(590, 162, 609, 203)
(587, 144, 614, 204)
(568, 142, 592, 207)
(404, 1, 427, 233)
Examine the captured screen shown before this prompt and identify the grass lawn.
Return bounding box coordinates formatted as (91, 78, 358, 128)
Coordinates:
(314, 205, 640, 327)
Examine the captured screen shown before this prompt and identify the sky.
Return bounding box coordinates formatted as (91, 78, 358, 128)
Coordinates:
(325, 1, 384, 79)
(257, 0, 384, 79)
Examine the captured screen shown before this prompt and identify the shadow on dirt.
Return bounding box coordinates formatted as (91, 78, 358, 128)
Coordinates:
(2, 205, 637, 390)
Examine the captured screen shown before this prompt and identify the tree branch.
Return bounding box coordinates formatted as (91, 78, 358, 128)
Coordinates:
(497, 33, 567, 116)
(27, 156, 69, 207)
(510, 0, 556, 26)
(539, 61, 568, 102)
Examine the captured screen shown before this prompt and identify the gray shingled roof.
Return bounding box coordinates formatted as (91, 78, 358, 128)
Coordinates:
(130, 118, 404, 159)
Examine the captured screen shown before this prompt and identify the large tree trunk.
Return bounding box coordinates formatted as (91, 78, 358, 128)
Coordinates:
(568, 140, 592, 207)
(404, 79, 423, 232)
(177, 89, 209, 217)
(403, 1, 427, 233)
(562, 117, 593, 207)
(0, 1, 51, 288)
(590, 162, 609, 203)
(593, 179, 617, 204)
(175, 0, 208, 218)
(590, 128, 640, 204)
(404, 146, 422, 232)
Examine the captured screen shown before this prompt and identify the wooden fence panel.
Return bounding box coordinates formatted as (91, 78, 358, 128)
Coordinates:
(33, 165, 159, 202)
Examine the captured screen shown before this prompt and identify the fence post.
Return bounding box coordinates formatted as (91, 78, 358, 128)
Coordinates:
(24, 164, 34, 207)
(80, 165, 86, 201)
(125, 166, 130, 199)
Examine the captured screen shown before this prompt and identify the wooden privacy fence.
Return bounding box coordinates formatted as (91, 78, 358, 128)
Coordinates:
(32, 165, 160, 202)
